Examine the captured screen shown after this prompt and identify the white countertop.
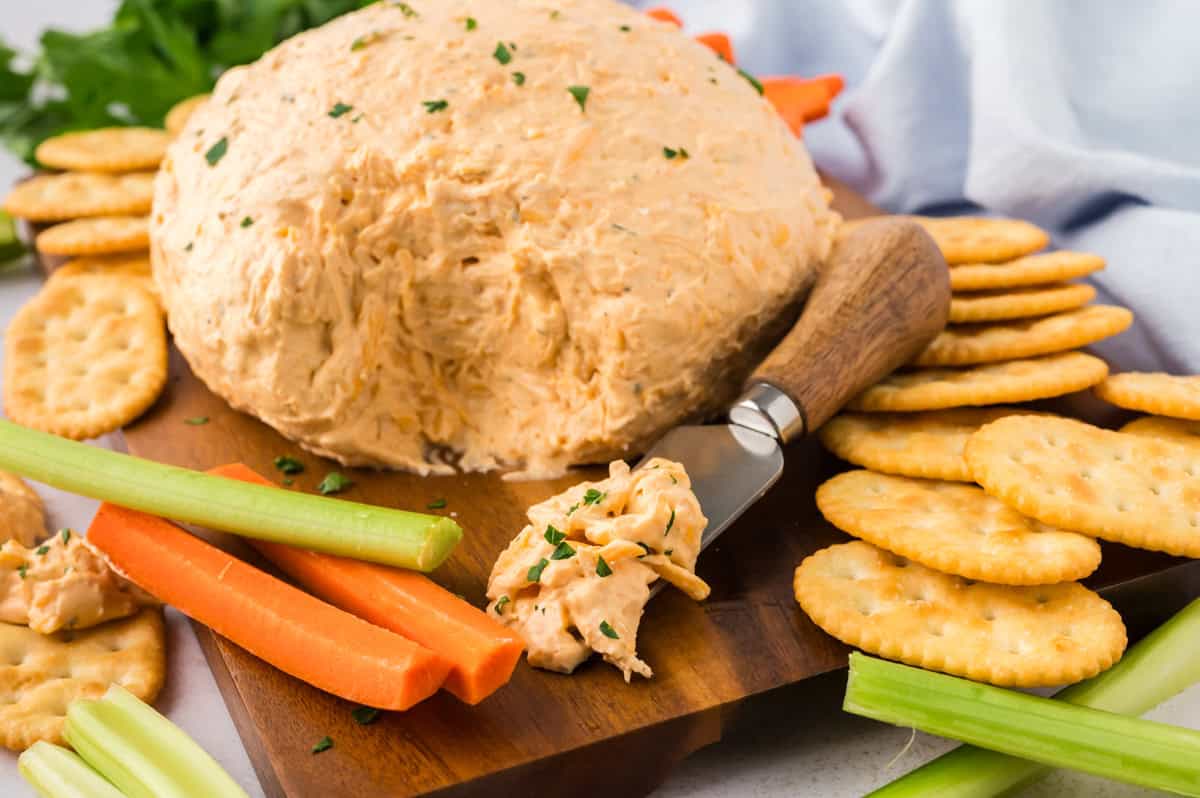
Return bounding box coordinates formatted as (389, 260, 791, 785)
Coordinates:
(1, 3, 1195, 796)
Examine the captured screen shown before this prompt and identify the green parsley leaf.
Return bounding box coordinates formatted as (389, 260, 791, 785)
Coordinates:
(60, 529, 71, 545)
(665, 508, 675, 536)
(670, 474, 678, 484)
(620, 25, 632, 32)
(317, 472, 353, 495)
(240, 216, 254, 228)
(205, 137, 228, 166)
(328, 102, 354, 118)
(311, 736, 333, 754)
(427, 498, 447, 509)
(596, 556, 612, 577)
(544, 525, 566, 546)
(566, 503, 579, 515)
(351, 113, 364, 123)
(351, 706, 380, 725)
(550, 541, 576, 560)
(527, 558, 549, 583)
(567, 85, 590, 111)
(512, 71, 526, 86)
(664, 548, 674, 556)
(664, 147, 678, 159)
(394, 2, 419, 17)
(465, 17, 477, 31)
(493, 42, 513, 65)
(184, 416, 208, 425)
(738, 68, 764, 95)
(273, 456, 304, 475)
(494, 595, 511, 614)
(17, 564, 27, 580)
(36, 545, 50, 556)
(599, 620, 619, 639)
(637, 542, 652, 558)
(582, 488, 605, 505)
(351, 32, 379, 52)
(423, 99, 449, 113)
(550, 10, 562, 19)
(184, 242, 194, 252)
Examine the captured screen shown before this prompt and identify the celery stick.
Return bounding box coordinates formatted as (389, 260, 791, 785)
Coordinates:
(844, 652, 1200, 796)
(869, 598, 1200, 797)
(0, 419, 460, 570)
(18, 741, 126, 798)
(0, 210, 25, 265)
(65, 685, 248, 798)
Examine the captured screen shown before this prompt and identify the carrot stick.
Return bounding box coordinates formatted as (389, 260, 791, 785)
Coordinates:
(646, 7, 684, 27)
(209, 464, 525, 705)
(695, 32, 734, 64)
(86, 503, 450, 711)
(763, 74, 845, 135)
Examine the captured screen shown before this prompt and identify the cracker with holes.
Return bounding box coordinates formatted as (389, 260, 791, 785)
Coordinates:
(35, 127, 168, 173)
(48, 253, 157, 304)
(913, 305, 1132, 367)
(793, 541, 1126, 687)
(4, 275, 167, 440)
(907, 216, 1049, 265)
(165, 93, 210, 137)
(818, 408, 1049, 482)
(0, 607, 164, 750)
(1096, 373, 1200, 421)
(35, 216, 149, 257)
(849, 351, 1109, 413)
(1121, 416, 1200, 449)
(950, 251, 1105, 292)
(948, 283, 1095, 323)
(3, 172, 155, 222)
(0, 472, 45, 548)
(816, 471, 1101, 585)
(966, 415, 1200, 557)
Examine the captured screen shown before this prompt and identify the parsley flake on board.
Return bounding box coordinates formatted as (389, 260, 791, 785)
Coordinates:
(311, 736, 333, 754)
(60, 529, 71, 545)
(317, 472, 353, 495)
(550, 541, 575, 560)
(273, 456, 304, 475)
(184, 416, 208, 425)
(493, 42, 513, 65)
(423, 99, 449, 113)
(599, 620, 619, 640)
(494, 595, 511, 614)
(738, 67, 764, 95)
(596, 556, 612, 577)
(527, 558, 549, 582)
(465, 17, 477, 31)
(567, 85, 590, 111)
(240, 216, 254, 228)
(544, 525, 566, 545)
(328, 102, 353, 118)
(512, 71, 526, 86)
(665, 508, 675, 536)
(582, 488, 605, 505)
(204, 137, 228, 166)
(352, 706, 380, 725)
(427, 498, 447, 510)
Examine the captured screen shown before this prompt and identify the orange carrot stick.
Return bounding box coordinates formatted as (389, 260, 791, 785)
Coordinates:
(762, 74, 845, 135)
(646, 7, 684, 27)
(87, 502, 450, 711)
(695, 32, 735, 64)
(210, 464, 525, 705)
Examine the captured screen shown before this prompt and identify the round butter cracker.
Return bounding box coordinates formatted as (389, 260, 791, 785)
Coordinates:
(948, 283, 1095, 323)
(35, 216, 149, 257)
(1120, 416, 1200, 449)
(908, 216, 1050, 265)
(3, 172, 155, 223)
(1096, 373, 1200, 421)
(35, 127, 168, 173)
(950, 251, 1105, 292)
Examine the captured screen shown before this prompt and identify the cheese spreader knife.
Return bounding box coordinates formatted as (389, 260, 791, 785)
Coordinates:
(639, 218, 950, 557)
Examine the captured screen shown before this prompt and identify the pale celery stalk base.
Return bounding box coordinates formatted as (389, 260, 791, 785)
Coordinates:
(18, 741, 126, 798)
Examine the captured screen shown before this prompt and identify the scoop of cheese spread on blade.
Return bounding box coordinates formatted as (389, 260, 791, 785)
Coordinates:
(152, 0, 836, 476)
(0, 533, 156, 634)
(486, 458, 708, 680)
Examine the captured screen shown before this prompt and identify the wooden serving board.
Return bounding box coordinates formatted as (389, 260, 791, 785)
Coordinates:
(105, 179, 1186, 798)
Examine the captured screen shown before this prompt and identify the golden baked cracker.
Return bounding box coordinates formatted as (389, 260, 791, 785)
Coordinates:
(0, 608, 164, 750)
(1120, 416, 1200, 449)
(793, 541, 1125, 687)
(950, 251, 1105, 292)
(165, 94, 210, 137)
(35, 128, 168, 173)
(966, 415, 1200, 557)
(849, 352, 1109, 413)
(948, 283, 1095, 323)
(1095, 373, 1200, 421)
(818, 408, 1050, 482)
(908, 216, 1050, 265)
(2, 172, 154, 222)
(0, 472, 45, 548)
(47, 253, 157, 305)
(912, 305, 1133, 367)
(34, 216, 149, 257)
(4, 275, 167, 440)
(816, 470, 1101, 585)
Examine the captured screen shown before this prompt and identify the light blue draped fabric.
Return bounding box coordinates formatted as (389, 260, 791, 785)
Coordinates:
(630, 0, 1200, 372)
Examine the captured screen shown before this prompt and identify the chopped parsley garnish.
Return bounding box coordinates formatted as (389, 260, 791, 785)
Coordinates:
(738, 67, 764, 95)
(240, 216, 254, 228)
(493, 42, 513, 65)
(596, 556, 612, 577)
(351, 113, 364, 123)
(582, 488, 605, 506)
(512, 71, 526, 86)
(184, 416, 208, 425)
(566, 503, 579, 515)
(184, 242, 194, 252)
(670, 474, 678, 484)
(394, 2, 418, 17)
(664, 548, 673, 556)
(204, 136, 228, 166)
(311, 736, 333, 754)
(328, 102, 354, 118)
(352, 706, 380, 725)
(599, 620, 619, 640)
(423, 99, 449, 113)
(465, 17, 477, 30)
(663, 147, 690, 160)
(36, 545, 49, 556)
(544, 525, 566, 545)
(619, 25, 631, 32)
(527, 558, 549, 583)
(637, 542, 652, 557)
(567, 85, 590, 111)
(550, 541, 576, 560)
(317, 472, 353, 495)
(60, 529, 71, 545)
(550, 10, 562, 19)
(665, 508, 676, 536)
(494, 595, 511, 614)
(17, 565, 27, 579)
(350, 32, 378, 51)
(427, 498, 447, 509)
(273, 456, 304, 475)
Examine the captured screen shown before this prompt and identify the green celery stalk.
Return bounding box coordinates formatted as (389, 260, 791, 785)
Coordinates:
(844, 651, 1200, 797)
(0, 210, 26, 265)
(0, 419, 461, 570)
(18, 741, 126, 798)
(869, 598, 1200, 797)
(64, 684, 247, 798)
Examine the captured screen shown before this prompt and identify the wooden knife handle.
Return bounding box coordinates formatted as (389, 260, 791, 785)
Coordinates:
(748, 218, 950, 437)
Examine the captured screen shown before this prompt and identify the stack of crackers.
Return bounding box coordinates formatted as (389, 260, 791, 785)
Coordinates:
(1, 95, 209, 440)
(793, 216, 1200, 689)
